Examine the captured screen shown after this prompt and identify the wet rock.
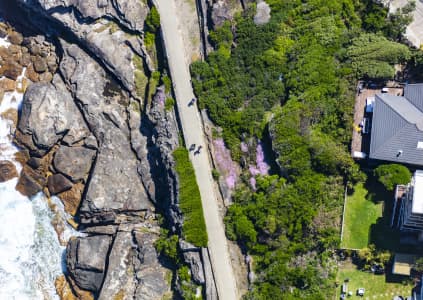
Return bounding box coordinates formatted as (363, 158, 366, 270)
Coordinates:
(53, 146, 96, 182)
(15, 129, 42, 157)
(15, 165, 45, 196)
(27, 157, 42, 169)
(0, 60, 23, 80)
(55, 274, 95, 300)
(14, 149, 30, 165)
(1, 108, 18, 131)
(33, 55, 48, 73)
(0, 78, 16, 91)
(57, 182, 84, 216)
(0, 160, 18, 182)
(48, 173, 73, 194)
(66, 235, 111, 292)
(8, 31, 23, 45)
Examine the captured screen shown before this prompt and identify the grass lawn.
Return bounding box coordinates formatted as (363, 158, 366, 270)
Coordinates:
(341, 183, 383, 249)
(336, 261, 412, 300)
(173, 147, 208, 247)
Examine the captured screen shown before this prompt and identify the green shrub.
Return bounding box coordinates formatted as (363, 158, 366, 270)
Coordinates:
(144, 32, 155, 47)
(161, 74, 172, 92)
(165, 97, 175, 111)
(211, 169, 220, 180)
(155, 232, 180, 263)
(147, 71, 161, 103)
(374, 164, 411, 191)
(173, 148, 208, 247)
(146, 6, 160, 32)
(135, 70, 148, 99)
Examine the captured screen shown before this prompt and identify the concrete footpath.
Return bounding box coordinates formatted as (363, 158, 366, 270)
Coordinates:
(153, 0, 239, 299)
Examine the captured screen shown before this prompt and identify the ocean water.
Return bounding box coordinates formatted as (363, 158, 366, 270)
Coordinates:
(0, 35, 75, 300)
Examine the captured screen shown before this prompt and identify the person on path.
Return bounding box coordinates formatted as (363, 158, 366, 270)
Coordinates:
(188, 98, 196, 106)
(189, 143, 196, 151)
(194, 145, 203, 155)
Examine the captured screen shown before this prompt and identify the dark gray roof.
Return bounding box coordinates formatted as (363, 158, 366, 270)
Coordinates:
(369, 87, 423, 166)
(404, 84, 423, 111)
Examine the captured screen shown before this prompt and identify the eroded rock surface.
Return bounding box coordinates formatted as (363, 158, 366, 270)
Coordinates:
(6, 0, 220, 297)
(60, 42, 152, 224)
(66, 235, 112, 292)
(0, 160, 18, 182)
(17, 76, 89, 154)
(16, 0, 151, 92)
(53, 146, 96, 182)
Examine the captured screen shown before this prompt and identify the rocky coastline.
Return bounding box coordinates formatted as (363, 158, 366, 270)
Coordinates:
(0, 0, 227, 298)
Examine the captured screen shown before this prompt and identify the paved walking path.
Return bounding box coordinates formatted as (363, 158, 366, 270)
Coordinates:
(389, 0, 423, 47)
(153, 0, 239, 299)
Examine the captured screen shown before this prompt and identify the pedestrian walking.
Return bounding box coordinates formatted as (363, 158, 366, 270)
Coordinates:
(194, 145, 202, 156)
(188, 98, 196, 107)
(189, 144, 196, 151)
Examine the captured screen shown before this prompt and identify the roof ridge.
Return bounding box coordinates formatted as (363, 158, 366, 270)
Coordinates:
(377, 94, 423, 128)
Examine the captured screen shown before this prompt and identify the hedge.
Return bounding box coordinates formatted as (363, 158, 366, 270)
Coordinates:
(173, 147, 208, 247)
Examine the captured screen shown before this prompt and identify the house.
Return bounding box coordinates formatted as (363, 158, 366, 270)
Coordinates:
(369, 84, 423, 166)
(399, 170, 423, 233)
(394, 170, 423, 247)
(392, 253, 418, 276)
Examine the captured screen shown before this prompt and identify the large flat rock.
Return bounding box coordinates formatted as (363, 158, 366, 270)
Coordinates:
(60, 42, 151, 224)
(17, 75, 89, 152)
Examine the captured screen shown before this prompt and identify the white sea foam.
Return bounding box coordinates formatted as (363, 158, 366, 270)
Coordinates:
(0, 35, 73, 300)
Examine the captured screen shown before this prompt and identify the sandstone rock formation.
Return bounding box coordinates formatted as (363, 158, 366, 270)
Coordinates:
(0, 160, 18, 182)
(53, 146, 96, 182)
(17, 76, 89, 154)
(5, 0, 221, 298)
(66, 235, 112, 292)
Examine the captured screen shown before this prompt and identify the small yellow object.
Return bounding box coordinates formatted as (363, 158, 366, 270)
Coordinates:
(67, 218, 79, 230)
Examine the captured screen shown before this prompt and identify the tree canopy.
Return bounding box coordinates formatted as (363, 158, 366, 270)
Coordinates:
(190, 0, 415, 298)
(374, 164, 411, 191)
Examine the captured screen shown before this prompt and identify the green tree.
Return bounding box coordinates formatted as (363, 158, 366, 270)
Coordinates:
(146, 6, 160, 32)
(347, 33, 411, 79)
(374, 164, 411, 191)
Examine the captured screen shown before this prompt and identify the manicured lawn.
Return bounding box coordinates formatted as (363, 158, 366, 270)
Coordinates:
(341, 183, 383, 249)
(336, 262, 412, 300)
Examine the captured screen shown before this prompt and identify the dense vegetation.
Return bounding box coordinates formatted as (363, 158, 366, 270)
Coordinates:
(374, 164, 411, 191)
(173, 147, 208, 247)
(191, 0, 416, 298)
